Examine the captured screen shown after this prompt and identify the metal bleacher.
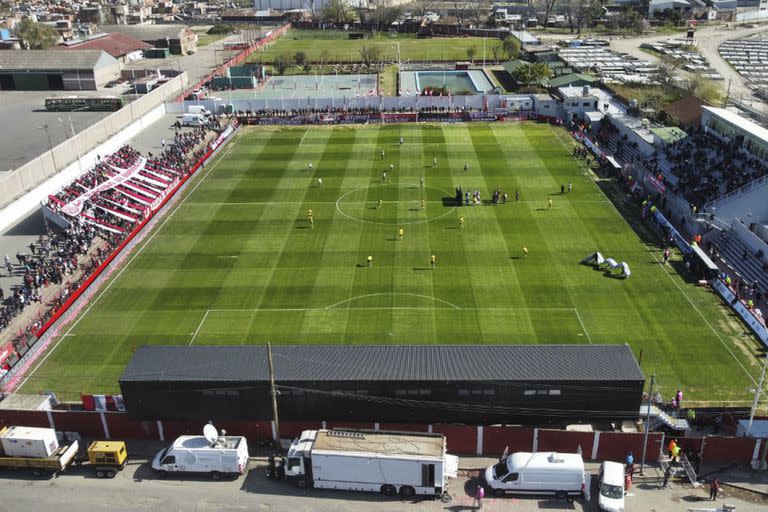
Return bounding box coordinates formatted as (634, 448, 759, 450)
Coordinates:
(712, 231, 768, 293)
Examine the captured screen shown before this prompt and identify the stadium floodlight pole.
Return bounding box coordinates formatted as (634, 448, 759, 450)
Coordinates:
(267, 341, 281, 450)
(39, 124, 57, 177)
(639, 373, 655, 475)
(746, 357, 768, 437)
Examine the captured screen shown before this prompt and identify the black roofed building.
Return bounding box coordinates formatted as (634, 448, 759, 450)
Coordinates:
(0, 50, 121, 91)
(119, 344, 645, 425)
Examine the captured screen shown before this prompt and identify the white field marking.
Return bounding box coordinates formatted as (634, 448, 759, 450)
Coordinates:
(17, 129, 245, 389)
(201, 306, 577, 313)
(325, 293, 461, 310)
(549, 125, 758, 385)
(298, 127, 310, 146)
(335, 184, 456, 225)
(189, 309, 211, 346)
(574, 309, 593, 344)
(186, 200, 609, 206)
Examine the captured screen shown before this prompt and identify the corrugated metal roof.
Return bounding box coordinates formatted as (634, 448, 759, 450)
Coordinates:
(56, 32, 152, 58)
(0, 50, 112, 70)
(120, 345, 644, 383)
(99, 24, 190, 42)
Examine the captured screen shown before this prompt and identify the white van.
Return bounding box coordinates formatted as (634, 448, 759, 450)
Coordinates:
(182, 113, 207, 126)
(187, 105, 211, 117)
(598, 461, 625, 512)
(484, 451, 588, 499)
(152, 427, 249, 479)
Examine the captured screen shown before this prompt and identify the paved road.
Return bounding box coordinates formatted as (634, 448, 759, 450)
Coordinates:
(610, 23, 768, 115)
(0, 445, 763, 512)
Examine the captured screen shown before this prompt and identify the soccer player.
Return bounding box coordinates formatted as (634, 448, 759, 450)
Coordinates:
(522, 246, 528, 259)
(307, 209, 314, 228)
(515, 189, 520, 202)
(431, 254, 436, 269)
(378, 199, 383, 209)
(399, 136, 404, 145)
(420, 176, 424, 188)
(568, 181, 572, 193)
(367, 255, 373, 267)
(389, 163, 394, 173)
(308, 162, 313, 171)
(548, 197, 553, 209)
(380, 149, 385, 160)
(421, 199, 425, 210)
(433, 157, 437, 168)
(464, 162, 469, 172)
(317, 177, 323, 187)
(459, 216, 464, 229)
(381, 171, 387, 183)
(398, 228, 404, 240)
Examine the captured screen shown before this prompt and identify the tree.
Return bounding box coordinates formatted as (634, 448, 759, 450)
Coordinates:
(319, 49, 330, 74)
(491, 44, 501, 63)
(322, 0, 355, 24)
(208, 24, 235, 35)
(370, 0, 403, 31)
(294, 51, 307, 67)
(511, 63, 553, 86)
(274, 54, 292, 75)
(485, 14, 497, 28)
(539, 0, 560, 29)
(654, 56, 682, 88)
(411, 0, 436, 17)
(567, 0, 602, 36)
(466, 46, 477, 63)
(685, 73, 723, 104)
(501, 36, 520, 60)
(360, 45, 382, 69)
(15, 19, 60, 50)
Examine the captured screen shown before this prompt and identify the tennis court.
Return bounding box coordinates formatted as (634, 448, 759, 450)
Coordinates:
(225, 74, 379, 100)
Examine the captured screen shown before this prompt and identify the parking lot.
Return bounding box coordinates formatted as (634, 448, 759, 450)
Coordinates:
(0, 443, 764, 512)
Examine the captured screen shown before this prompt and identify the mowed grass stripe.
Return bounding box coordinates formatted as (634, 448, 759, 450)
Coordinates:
(16, 123, 761, 402)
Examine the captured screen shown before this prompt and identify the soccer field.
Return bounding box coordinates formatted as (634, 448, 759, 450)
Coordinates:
(19, 123, 762, 404)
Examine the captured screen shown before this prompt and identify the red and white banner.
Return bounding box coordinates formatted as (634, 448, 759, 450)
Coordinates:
(62, 158, 148, 217)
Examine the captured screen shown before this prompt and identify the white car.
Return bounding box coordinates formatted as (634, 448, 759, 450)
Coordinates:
(598, 461, 625, 512)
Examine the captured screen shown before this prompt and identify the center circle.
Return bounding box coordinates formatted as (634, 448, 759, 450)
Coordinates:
(335, 184, 457, 225)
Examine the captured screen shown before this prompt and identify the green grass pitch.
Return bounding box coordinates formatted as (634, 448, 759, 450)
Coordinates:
(19, 122, 763, 405)
(250, 30, 495, 64)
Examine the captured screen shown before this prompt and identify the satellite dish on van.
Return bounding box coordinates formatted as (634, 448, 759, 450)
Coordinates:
(203, 424, 218, 444)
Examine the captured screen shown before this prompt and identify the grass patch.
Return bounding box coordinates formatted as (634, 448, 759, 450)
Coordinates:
(607, 83, 681, 109)
(197, 33, 227, 47)
(249, 29, 496, 64)
(379, 64, 397, 96)
(18, 123, 763, 404)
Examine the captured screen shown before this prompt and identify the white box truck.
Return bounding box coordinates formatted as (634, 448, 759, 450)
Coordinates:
(484, 451, 589, 500)
(152, 425, 249, 480)
(187, 105, 211, 117)
(280, 429, 459, 498)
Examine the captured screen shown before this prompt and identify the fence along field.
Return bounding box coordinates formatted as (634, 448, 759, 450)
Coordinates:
(18, 122, 761, 404)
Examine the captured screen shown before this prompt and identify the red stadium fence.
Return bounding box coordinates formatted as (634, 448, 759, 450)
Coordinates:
(1, 407, 763, 466)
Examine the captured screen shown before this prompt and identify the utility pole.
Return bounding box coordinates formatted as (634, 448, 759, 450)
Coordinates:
(746, 357, 768, 437)
(267, 341, 281, 448)
(640, 373, 655, 475)
(40, 124, 57, 177)
(724, 77, 732, 107)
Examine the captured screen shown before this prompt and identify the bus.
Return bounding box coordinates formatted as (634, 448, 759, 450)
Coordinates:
(44, 96, 124, 112)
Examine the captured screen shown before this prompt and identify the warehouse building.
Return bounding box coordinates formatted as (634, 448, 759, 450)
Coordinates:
(99, 24, 197, 56)
(57, 32, 152, 65)
(119, 344, 645, 425)
(0, 50, 121, 91)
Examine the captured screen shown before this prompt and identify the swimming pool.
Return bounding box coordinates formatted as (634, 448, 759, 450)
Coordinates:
(399, 70, 494, 96)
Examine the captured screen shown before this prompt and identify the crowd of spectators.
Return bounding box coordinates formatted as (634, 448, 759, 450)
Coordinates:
(659, 131, 767, 210)
(2, 122, 223, 357)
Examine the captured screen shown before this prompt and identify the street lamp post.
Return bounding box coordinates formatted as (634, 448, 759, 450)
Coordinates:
(39, 124, 57, 177)
(57, 105, 87, 176)
(746, 357, 768, 438)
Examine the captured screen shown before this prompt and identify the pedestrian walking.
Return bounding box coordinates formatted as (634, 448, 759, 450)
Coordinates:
(474, 484, 484, 509)
(367, 256, 373, 267)
(431, 254, 436, 269)
(709, 479, 719, 501)
(626, 452, 634, 475)
(661, 464, 672, 488)
(29, 243, 35, 255)
(676, 389, 683, 408)
(161, 139, 166, 148)
(548, 198, 553, 209)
